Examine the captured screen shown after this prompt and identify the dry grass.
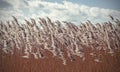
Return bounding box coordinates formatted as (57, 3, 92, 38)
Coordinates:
(0, 16, 120, 72)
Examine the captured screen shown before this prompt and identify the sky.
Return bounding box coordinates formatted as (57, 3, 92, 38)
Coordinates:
(0, 0, 120, 24)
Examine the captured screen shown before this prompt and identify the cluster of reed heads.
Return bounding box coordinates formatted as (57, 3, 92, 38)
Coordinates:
(0, 16, 120, 65)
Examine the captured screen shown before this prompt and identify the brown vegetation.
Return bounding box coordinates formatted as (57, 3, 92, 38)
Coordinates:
(0, 17, 120, 72)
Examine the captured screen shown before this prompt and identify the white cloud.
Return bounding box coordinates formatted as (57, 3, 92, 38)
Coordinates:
(89, 7, 100, 17)
(27, 0, 41, 7)
(3, 0, 27, 9)
(0, 7, 25, 23)
(0, 0, 120, 24)
(34, 1, 120, 23)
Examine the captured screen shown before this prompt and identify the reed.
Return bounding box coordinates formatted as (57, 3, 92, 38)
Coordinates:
(0, 16, 120, 72)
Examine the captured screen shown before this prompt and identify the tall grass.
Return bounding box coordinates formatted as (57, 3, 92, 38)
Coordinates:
(0, 16, 120, 72)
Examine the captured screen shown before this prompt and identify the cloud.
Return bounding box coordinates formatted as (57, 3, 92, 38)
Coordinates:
(0, 0, 120, 24)
(25, 0, 120, 24)
(27, 0, 41, 8)
(0, 9, 25, 23)
(3, 0, 27, 9)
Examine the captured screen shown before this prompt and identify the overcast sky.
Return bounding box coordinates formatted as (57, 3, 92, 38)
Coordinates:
(0, 0, 120, 24)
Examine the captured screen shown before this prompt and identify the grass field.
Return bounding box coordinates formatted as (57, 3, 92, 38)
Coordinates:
(0, 17, 120, 72)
